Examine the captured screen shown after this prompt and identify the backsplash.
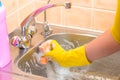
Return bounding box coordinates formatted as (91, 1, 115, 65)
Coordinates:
(2, 0, 117, 33)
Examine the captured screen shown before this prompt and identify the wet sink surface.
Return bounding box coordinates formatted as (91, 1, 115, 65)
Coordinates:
(16, 33, 120, 80)
(16, 33, 95, 80)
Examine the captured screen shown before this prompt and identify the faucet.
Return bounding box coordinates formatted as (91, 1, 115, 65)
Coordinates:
(11, 2, 71, 49)
(42, 0, 51, 37)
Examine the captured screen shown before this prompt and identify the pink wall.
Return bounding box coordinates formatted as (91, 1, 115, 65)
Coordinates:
(2, 0, 117, 33)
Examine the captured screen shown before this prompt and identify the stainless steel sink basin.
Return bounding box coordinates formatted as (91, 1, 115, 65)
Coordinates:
(16, 33, 96, 80)
(16, 33, 120, 80)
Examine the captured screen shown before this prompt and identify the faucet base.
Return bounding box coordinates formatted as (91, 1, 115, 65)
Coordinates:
(41, 30, 53, 38)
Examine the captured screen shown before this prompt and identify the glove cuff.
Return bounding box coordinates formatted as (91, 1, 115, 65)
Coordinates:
(60, 45, 91, 67)
(111, 26, 120, 44)
(72, 45, 91, 66)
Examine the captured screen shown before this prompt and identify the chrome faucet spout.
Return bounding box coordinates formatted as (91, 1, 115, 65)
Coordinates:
(11, 2, 71, 49)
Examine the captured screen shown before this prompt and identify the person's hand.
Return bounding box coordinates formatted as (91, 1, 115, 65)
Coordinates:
(40, 39, 91, 67)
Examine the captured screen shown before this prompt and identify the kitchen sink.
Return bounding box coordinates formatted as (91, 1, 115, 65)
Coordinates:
(12, 24, 120, 80)
(16, 33, 96, 80)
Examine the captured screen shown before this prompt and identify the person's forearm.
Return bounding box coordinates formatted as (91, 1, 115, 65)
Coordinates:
(85, 29, 120, 62)
(86, 0, 120, 62)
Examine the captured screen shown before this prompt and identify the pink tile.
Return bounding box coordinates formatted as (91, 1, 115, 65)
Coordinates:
(18, 2, 35, 24)
(2, 0, 17, 15)
(71, 0, 92, 7)
(2, 0, 117, 33)
(92, 10, 115, 31)
(6, 12, 19, 33)
(94, 0, 117, 10)
(18, 0, 32, 7)
(45, 7, 61, 24)
(63, 7, 91, 29)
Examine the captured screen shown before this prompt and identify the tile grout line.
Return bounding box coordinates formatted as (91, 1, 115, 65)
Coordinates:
(61, 7, 67, 33)
(6, 0, 35, 17)
(90, 0, 95, 30)
(60, 7, 63, 25)
(16, 0, 20, 26)
(72, 5, 115, 13)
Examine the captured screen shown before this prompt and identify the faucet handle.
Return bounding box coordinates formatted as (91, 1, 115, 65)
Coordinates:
(11, 36, 21, 47)
(27, 24, 37, 37)
(11, 36, 31, 49)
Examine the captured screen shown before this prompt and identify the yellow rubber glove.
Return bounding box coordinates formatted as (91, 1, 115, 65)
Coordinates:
(44, 40, 90, 67)
(111, 0, 120, 44)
